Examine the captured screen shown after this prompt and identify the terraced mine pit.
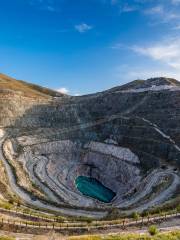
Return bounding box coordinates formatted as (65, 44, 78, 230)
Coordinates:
(75, 176, 116, 203)
(3, 138, 141, 208)
(0, 74, 179, 218)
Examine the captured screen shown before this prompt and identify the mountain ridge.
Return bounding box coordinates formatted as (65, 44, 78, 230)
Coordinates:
(1, 73, 180, 97)
(106, 77, 180, 93)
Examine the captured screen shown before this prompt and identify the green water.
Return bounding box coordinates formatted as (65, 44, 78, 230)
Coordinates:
(75, 176, 116, 203)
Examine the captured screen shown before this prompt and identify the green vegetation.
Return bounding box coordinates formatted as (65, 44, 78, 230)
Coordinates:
(177, 204, 180, 212)
(0, 201, 12, 210)
(103, 208, 121, 220)
(147, 196, 180, 216)
(131, 212, 140, 221)
(148, 225, 158, 236)
(68, 231, 180, 240)
(0, 237, 14, 240)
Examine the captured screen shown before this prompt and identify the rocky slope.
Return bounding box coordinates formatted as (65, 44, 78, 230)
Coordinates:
(0, 74, 179, 217)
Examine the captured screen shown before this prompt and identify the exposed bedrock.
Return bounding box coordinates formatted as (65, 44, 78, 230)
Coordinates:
(3, 133, 179, 212)
(4, 138, 141, 208)
(0, 76, 180, 215)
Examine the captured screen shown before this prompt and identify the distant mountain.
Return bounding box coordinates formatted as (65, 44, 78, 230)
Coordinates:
(106, 77, 180, 92)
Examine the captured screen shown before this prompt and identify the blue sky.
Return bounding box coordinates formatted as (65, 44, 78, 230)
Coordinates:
(1, 0, 180, 95)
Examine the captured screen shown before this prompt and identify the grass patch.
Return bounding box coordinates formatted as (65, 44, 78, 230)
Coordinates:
(68, 231, 180, 240)
(0, 73, 63, 98)
(0, 237, 14, 240)
(0, 200, 12, 210)
(147, 196, 180, 216)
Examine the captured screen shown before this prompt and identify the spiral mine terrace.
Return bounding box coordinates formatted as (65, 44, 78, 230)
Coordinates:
(1, 123, 179, 217)
(0, 75, 180, 219)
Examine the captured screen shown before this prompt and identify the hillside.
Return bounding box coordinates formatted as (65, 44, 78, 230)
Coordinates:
(0, 74, 179, 218)
(0, 73, 64, 99)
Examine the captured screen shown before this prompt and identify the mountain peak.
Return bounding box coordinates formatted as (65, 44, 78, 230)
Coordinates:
(107, 77, 180, 93)
(145, 77, 180, 87)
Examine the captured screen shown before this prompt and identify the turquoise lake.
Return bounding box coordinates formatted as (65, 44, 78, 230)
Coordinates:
(75, 176, 116, 203)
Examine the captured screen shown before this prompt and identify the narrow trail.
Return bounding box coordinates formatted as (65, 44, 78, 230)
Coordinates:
(122, 94, 149, 115)
(0, 212, 179, 231)
(115, 169, 179, 213)
(132, 172, 179, 213)
(33, 156, 85, 205)
(26, 155, 60, 203)
(141, 117, 180, 152)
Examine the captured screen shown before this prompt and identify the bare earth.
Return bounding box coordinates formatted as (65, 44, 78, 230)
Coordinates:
(0, 217, 178, 240)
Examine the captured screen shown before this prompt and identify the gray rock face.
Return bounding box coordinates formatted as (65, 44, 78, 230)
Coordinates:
(0, 74, 179, 216)
(9, 139, 140, 207)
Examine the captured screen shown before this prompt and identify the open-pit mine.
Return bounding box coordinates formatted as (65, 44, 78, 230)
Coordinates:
(0, 73, 179, 219)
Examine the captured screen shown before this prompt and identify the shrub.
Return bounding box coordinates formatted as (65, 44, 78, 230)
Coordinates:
(141, 211, 149, 217)
(176, 204, 180, 212)
(86, 218, 93, 224)
(3, 203, 11, 210)
(8, 199, 14, 205)
(148, 225, 158, 236)
(105, 208, 120, 220)
(131, 212, 139, 221)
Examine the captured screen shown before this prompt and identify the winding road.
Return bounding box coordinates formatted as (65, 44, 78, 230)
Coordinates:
(116, 169, 180, 212)
(0, 122, 179, 218)
(0, 129, 107, 219)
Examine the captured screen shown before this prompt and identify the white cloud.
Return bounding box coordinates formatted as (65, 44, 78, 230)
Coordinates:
(57, 87, 69, 94)
(144, 4, 180, 23)
(111, 43, 125, 49)
(171, 0, 180, 4)
(132, 38, 180, 69)
(121, 4, 138, 12)
(114, 65, 180, 82)
(107, 0, 138, 13)
(112, 36, 180, 82)
(144, 5, 164, 15)
(75, 23, 93, 33)
(56, 88, 82, 96)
